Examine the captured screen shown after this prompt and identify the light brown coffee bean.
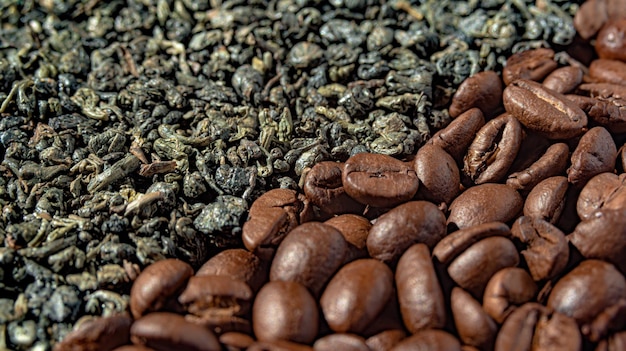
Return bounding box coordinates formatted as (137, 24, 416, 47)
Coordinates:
(533, 313, 583, 351)
(303, 161, 365, 216)
(367, 201, 446, 265)
(577, 173, 626, 221)
(270, 222, 347, 296)
(365, 330, 406, 351)
(451, 287, 497, 351)
(523, 176, 569, 224)
(324, 214, 371, 264)
(595, 19, 626, 61)
(253, 281, 319, 344)
(568, 126, 617, 188)
(502, 48, 558, 85)
(449, 71, 503, 118)
(447, 184, 523, 230)
(414, 144, 460, 205)
(589, 59, 626, 86)
(130, 258, 193, 319)
(195, 248, 267, 293)
(428, 108, 486, 164)
(503, 79, 587, 139)
(53, 313, 132, 351)
(130, 312, 220, 351)
(313, 334, 370, 351)
(463, 113, 522, 185)
(320, 259, 394, 334)
(542, 65, 584, 94)
(390, 329, 462, 351)
(507, 143, 570, 193)
(482, 267, 537, 324)
(433, 221, 511, 265)
(396, 244, 446, 333)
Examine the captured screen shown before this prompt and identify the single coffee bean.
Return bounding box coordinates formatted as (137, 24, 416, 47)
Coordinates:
(342, 152, 418, 208)
(523, 176, 569, 224)
(396, 244, 446, 333)
(270, 222, 347, 297)
(428, 108, 486, 164)
(365, 330, 406, 351)
(577, 173, 626, 221)
(414, 144, 460, 206)
(303, 161, 365, 216)
(463, 113, 522, 185)
(595, 19, 626, 61)
(451, 287, 498, 351)
(130, 312, 220, 351)
(502, 48, 558, 86)
(195, 248, 267, 293)
(390, 329, 462, 351)
(367, 201, 446, 265)
(573, 0, 609, 39)
(547, 260, 626, 341)
(589, 59, 626, 86)
(253, 281, 319, 344)
(568, 126, 617, 188)
(566, 94, 626, 134)
(507, 143, 569, 193)
(482, 267, 538, 324)
(433, 221, 511, 265)
(313, 334, 370, 351)
(578, 82, 626, 100)
(533, 313, 583, 351)
(52, 313, 132, 351)
(320, 259, 393, 334)
(503, 79, 587, 139)
(447, 183, 523, 230)
(511, 216, 569, 281)
(448, 71, 503, 119)
(218, 332, 255, 351)
(542, 65, 584, 94)
(129, 258, 193, 319)
(324, 214, 371, 264)
(447, 236, 520, 299)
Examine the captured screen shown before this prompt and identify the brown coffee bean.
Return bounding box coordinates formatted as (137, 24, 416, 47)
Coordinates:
(449, 71, 503, 118)
(219, 332, 255, 351)
(270, 222, 346, 296)
(324, 214, 371, 263)
(577, 173, 626, 221)
(503, 79, 587, 139)
(569, 206, 626, 274)
(447, 184, 523, 230)
(566, 94, 626, 134)
(130, 258, 193, 319)
(451, 287, 497, 351)
(502, 48, 558, 86)
(414, 144, 460, 205)
(523, 176, 569, 224)
(342, 153, 418, 208)
(390, 329, 462, 351)
(573, 0, 621, 39)
(507, 143, 569, 193)
(595, 19, 626, 61)
(482, 267, 537, 324)
(195, 248, 267, 293)
(303, 161, 365, 216)
(547, 260, 626, 341)
(542, 65, 584, 94)
(130, 312, 220, 351)
(367, 201, 446, 265)
(448, 236, 519, 299)
(533, 313, 584, 351)
(396, 244, 446, 333)
(253, 281, 319, 344)
(578, 82, 626, 100)
(590, 59, 626, 86)
(433, 221, 511, 265)
(52, 313, 132, 351)
(428, 108, 486, 164)
(365, 330, 406, 351)
(511, 216, 569, 281)
(568, 126, 617, 188)
(463, 113, 523, 185)
(247, 340, 314, 351)
(313, 334, 370, 351)
(320, 259, 394, 334)
(596, 331, 626, 351)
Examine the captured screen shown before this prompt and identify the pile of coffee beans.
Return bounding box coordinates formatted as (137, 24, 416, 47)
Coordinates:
(54, 4, 626, 351)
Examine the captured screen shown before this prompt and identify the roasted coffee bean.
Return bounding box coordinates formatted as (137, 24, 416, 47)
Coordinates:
(429, 108, 486, 164)
(507, 143, 569, 193)
(595, 19, 626, 61)
(577, 173, 626, 221)
(396, 244, 446, 333)
(451, 287, 498, 351)
(547, 260, 626, 341)
(219, 332, 255, 351)
(320, 259, 393, 334)
(342, 153, 418, 208)
(130, 312, 220, 351)
(542, 65, 584, 94)
(324, 214, 371, 264)
(567, 94, 626, 134)
(53, 313, 132, 351)
(129, 258, 193, 319)
(365, 330, 406, 351)
(447, 184, 523, 230)
(523, 176, 569, 224)
(414, 144, 460, 206)
(589, 59, 626, 86)
(569, 206, 626, 274)
(390, 329, 462, 351)
(195, 248, 267, 293)
(502, 48, 558, 86)
(313, 333, 370, 351)
(367, 201, 446, 265)
(433, 221, 511, 265)
(503, 79, 587, 139)
(573, 0, 626, 39)
(447, 236, 520, 299)
(448, 71, 503, 119)
(568, 126, 617, 188)
(303, 161, 365, 216)
(482, 267, 537, 324)
(270, 222, 347, 296)
(596, 331, 626, 351)
(578, 82, 626, 100)
(247, 340, 313, 351)
(253, 281, 319, 344)
(511, 216, 569, 281)
(463, 113, 522, 185)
